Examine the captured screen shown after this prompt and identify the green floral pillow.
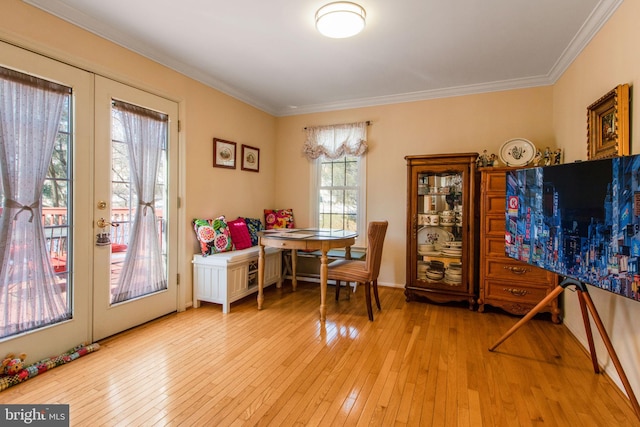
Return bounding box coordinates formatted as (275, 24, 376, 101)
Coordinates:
(193, 216, 233, 256)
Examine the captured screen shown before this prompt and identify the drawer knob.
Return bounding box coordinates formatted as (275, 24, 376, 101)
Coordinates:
(503, 265, 530, 275)
(504, 288, 529, 297)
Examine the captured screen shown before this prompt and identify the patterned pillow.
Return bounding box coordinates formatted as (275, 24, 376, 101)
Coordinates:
(193, 216, 233, 256)
(264, 209, 295, 229)
(227, 217, 252, 250)
(242, 217, 264, 246)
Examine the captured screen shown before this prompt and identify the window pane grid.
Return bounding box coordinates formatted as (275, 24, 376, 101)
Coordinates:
(318, 156, 359, 232)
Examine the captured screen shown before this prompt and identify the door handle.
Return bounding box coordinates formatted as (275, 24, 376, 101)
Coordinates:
(96, 218, 120, 228)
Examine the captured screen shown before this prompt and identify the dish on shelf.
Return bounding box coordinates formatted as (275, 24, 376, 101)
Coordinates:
(418, 243, 434, 252)
(418, 226, 454, 246)
(442, 251, 462, 257)
(426, 270, 444, 280)
(422, 250, 442, 256)
(499, 138, 536, 166)
(429, 260, 445, 269)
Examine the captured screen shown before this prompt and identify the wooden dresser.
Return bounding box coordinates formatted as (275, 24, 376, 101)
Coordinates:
(478, 167, 561, 323)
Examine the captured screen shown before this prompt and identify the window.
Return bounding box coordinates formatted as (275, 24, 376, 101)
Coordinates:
(313, 155, 366, 246)
(304, 121, 369, 247)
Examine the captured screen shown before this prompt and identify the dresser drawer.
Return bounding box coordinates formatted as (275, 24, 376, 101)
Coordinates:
(483, 215, 505, 236)
(484, 237, 507, 258)
(483, 193, 506, 214)
(485, 259, 553, 282)
(483, 278, 551, 303)
(484, 171, 507, 192)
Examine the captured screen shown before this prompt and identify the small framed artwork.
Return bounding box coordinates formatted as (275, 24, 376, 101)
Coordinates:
(213, 138, 236, 169)
(241, 144, 260, 172)
(587, 84, 630, 160)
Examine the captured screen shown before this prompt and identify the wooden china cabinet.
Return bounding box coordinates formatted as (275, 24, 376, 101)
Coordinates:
(404, 153, 478, 308)
(477, 167, 561, 323)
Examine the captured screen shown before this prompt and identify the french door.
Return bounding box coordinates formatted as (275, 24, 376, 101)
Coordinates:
(0, 41, 93, 362)
(92, 76, 178, 340)
(0, 42, 179, 360)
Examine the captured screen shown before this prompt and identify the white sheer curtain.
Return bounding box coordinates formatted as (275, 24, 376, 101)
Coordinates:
(111, 101, 167, 304)
(0, 67, 71, 337)
(302, 121, 368, 160)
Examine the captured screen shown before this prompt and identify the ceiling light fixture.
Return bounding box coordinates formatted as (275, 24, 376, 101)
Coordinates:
(315, 2, 366, 39)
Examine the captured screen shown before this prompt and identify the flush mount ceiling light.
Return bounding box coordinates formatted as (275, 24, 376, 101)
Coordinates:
(315, 2, 366, 39)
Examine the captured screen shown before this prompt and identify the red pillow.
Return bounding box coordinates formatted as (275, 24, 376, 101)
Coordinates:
(227, 218, 253, 250)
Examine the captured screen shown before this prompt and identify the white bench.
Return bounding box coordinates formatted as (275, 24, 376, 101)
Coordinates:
(192, 246, 282, 313)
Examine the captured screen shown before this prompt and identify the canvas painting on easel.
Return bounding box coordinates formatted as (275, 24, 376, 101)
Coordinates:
(505, 154, 640, 302)
(497, 155, 640, 420)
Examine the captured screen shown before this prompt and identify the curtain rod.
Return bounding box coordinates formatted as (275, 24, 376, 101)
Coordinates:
(304, 121, 371, 130)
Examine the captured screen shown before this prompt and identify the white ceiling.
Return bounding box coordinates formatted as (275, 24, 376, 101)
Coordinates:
(25, 0, 621, 117)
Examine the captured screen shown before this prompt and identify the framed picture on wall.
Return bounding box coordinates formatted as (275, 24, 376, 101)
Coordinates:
(587, 84, 630, 160)
(213, 138, 236, 169)
(241, 144, 260, 172)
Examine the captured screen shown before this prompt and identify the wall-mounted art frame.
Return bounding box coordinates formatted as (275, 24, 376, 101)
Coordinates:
(241, 144, 260, 172)
(587, 83, 630, 160)
(213, 138, 236, 169)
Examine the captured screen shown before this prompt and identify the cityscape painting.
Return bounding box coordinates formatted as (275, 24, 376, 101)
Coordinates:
(505, 154, 640, 301)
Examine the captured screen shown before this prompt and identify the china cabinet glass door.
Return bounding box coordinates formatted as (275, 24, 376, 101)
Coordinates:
(404, 153, 478, 309)
(416, 171, 464, 286)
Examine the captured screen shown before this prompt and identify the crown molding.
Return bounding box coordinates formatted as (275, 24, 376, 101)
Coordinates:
(24, 0, 623, 117)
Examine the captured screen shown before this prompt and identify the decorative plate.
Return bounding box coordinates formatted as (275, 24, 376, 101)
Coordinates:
(418, 226, 454, 247)
(499, 138, 537, 166)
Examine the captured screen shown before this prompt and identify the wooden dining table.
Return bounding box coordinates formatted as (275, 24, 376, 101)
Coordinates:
(257, 228, 357, 321)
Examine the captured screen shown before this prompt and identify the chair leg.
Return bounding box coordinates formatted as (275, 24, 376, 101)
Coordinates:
(335, 280, 341, 301)
(373, 279, 381, 310)
(364, 281, 373, 321)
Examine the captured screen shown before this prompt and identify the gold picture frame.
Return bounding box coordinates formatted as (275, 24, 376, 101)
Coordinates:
(587, 84, 630, 160)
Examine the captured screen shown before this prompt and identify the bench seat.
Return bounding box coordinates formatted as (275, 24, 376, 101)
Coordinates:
(193, 246, 282, 313)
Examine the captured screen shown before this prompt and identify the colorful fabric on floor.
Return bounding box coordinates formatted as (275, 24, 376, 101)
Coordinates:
(0, 342, 100, 392)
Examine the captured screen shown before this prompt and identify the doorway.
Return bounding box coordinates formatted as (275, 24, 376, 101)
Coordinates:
(0, 42, 179, 360)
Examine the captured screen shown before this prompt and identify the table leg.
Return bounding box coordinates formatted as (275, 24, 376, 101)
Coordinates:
(319, 249, 328, 321)
(257, 243, 265, 310)
(292, 249, 298, 291)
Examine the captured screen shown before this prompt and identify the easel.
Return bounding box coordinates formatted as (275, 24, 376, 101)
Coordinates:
(489, 278, 640, 421)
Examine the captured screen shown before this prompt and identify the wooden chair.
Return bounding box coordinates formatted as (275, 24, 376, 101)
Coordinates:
(328, 221, 388, 321)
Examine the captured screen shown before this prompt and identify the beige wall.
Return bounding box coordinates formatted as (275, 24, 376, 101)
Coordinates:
(276, 88, 555, 288)
(0, 0, 277, 306)
(553, 0, 640, 400)
(3, 0, 639, 400)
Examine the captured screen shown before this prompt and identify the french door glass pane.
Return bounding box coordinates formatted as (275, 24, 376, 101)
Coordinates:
(109, 104, 168, 301)
(0, 70, 72, 338)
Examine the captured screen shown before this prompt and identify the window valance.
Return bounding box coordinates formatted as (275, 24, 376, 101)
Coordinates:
(302, 121, 368, 160)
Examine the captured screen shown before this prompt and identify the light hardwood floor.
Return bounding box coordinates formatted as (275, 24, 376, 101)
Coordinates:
(1, 281, 638, 426)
